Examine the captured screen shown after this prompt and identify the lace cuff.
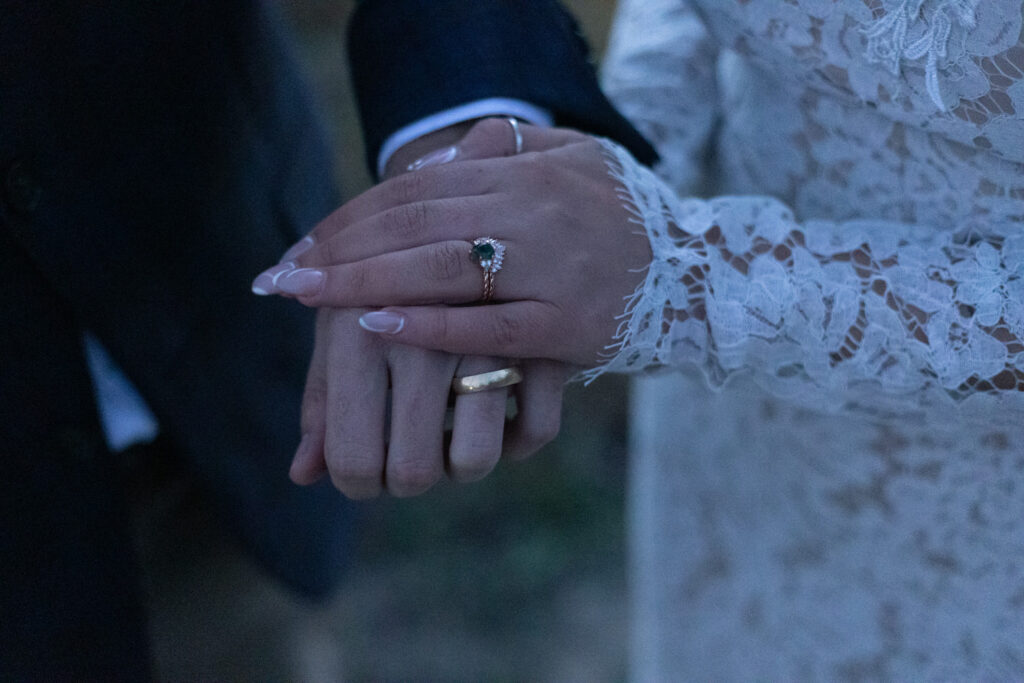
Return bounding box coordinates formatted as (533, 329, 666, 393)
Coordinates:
(585, 139, 1024, 418)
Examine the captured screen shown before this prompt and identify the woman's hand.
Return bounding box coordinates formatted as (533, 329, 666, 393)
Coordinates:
(256, 120, 652, 367)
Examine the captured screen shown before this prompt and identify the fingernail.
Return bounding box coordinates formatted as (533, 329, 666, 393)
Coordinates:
(408, 145, 457, 172)
(276, 268, 325, 296)
(251, 261, 297, 295)
(358, 311, 405, 334)
(280, 235, 314, 262)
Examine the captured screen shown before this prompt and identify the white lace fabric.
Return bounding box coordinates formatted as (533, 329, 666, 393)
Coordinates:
(597, 0, 1024, 679)
(596, 0, 1024, 416)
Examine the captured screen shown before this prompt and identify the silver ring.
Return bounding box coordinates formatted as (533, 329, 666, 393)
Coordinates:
(505, 117, 523, 155)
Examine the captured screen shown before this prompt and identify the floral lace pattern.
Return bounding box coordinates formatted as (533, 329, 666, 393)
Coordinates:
(599, 0, 1024, 411)
(862, 0, 981, 111)
(599, 0, 1024, 679)
(594, 139, 1024, 418)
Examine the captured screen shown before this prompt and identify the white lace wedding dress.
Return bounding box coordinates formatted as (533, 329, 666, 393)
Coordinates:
(596, 0, 1024, 679)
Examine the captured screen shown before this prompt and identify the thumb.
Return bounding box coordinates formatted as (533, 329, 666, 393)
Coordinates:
(356, 302, 562, 360)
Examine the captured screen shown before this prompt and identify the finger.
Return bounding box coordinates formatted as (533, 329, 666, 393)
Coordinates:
(278, 240, 530, 308)
(357, 302, 563, 360)
(453, 118, 590, 161)
(397, 119, 588, 174)
(274, 123, 587, 260)
(503, 360, 571, 461)
(295, 195, 498, 270)
(448, 355, 510, 483)
(289, 310, 331, 485)
(302, 161, 498, 248)
(384, 348, 456, 497)
(323, 309, 390, 499)
(254, 170, 499, 297)
(355, 122, 585, 228)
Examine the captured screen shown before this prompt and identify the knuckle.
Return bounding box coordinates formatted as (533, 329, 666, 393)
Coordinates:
(424, 241, 466, 283)
(462, 429, 502, 456)
(391, 171, 431, 206)
(436, 307, 454, 346)
(387, 459, 441, 497)
(489, 310, 526, 350)
(323, 233, 348, 267)
(330, 456, 376, 482)
(345, 260, 370, 296)
(326, 454, 381, 499)
(450, 441, 501, 483)
(324, 426, 382, 496)
(386, 200, 429, 241)
(300, 386, 327, 430)
(311, 208, 343, 244)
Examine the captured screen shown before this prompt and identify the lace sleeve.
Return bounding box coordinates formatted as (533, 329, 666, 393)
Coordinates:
(587, 139, 1024, 417)
(601, 0, 719, 194)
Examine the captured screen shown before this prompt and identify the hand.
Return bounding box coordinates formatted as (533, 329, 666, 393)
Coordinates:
(257, 120, 651, 367)
(266, 119, 574, 499)
(288, 308, 570, 498)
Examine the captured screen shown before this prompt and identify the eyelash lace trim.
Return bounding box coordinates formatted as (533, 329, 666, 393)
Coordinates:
(585, 137, 1024, 421)
(862, 0, 981, 110)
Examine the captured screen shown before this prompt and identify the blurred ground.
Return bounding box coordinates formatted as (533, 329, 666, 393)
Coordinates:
(137, 2, 632, 680)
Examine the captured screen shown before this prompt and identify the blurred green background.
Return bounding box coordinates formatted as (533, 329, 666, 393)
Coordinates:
(135, 2, 632, 680)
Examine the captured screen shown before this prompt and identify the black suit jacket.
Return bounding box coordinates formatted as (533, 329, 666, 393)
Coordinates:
(348, 0, 656, 175)
(1, 2, 355, 678)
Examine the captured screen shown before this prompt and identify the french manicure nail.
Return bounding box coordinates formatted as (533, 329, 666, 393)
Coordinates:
(276, 268, 325, 296)
(407, 145, 458, 172)
(251, 261, 297, 295)
(280, 235, 314, 262)
(359, 311, 405, 334)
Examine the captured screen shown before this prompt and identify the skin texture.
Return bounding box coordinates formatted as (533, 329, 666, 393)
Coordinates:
(261, 119, 652, 367)
(275, 118, 574, 499)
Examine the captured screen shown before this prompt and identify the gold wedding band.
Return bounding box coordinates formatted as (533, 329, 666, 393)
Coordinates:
(452, 367, 523, 395)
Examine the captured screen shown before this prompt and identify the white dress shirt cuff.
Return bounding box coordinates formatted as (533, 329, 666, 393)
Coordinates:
(377, 97, 553, 178)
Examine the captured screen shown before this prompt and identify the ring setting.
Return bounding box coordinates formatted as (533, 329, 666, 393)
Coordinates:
(470, 237, 505, 302)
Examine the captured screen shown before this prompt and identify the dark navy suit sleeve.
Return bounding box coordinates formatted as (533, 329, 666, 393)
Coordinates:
(348, 0, 657, 176)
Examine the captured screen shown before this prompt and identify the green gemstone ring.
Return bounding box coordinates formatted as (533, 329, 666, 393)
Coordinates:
(470, 237, 505, 302)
